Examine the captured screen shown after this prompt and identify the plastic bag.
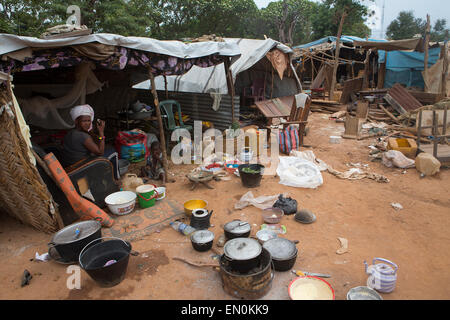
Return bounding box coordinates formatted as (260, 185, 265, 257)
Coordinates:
(115, 131, 148, 162)
(382, 150, 415, 169)
(235, 191, 280, 210)
(276, 156, 323, 188)
(273, 194, 298, 215)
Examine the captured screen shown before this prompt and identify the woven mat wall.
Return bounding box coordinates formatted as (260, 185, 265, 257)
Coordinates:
(0, 84, 59, 233)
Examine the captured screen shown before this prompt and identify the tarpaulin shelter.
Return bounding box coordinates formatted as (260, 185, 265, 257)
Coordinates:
(0, 32, 240, 233)
(292, 35, 388, 91)
(378, 47, 441, 89)
(132, 38, 301, 126)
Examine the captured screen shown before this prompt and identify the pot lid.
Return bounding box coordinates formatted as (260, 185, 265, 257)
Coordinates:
(224, 238, 261, 261)
(51, 220, 101, 244)
(224, 220, 251, 234)
(192, 209, 209, 218)
(190, 230, 214, 244)
(263, 238, 297, 260)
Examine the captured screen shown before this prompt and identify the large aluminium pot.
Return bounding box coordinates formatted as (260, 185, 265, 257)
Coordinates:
(262, 237, 298, 272)
(224, 220, 251, 240)
(223, 237, 262, 273)
(48, 220, 102, 263)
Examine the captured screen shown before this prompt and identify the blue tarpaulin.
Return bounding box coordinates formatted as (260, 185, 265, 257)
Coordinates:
(379, 47, 441, 89)
(293, 35, 386, 50)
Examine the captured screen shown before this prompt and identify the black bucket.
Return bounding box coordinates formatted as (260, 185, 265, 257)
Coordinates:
(79, 237, 132, 288)
(238, 164, 265, 188)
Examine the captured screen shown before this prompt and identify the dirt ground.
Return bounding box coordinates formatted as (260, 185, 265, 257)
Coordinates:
(1, 111, 449, 300)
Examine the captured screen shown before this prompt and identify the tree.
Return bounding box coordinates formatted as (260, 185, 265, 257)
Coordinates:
(386, 11, 425, 40)
(260, 0, 313, 46)
(430, 19, 450, 42)
(310, 0, 373, 41)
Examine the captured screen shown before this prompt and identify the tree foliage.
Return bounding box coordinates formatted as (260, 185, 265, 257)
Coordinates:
(386, 11, 425, 40)
(386, 11, 449, 42)
(310, 0, 373, 40)
(0, 0, 375, 45)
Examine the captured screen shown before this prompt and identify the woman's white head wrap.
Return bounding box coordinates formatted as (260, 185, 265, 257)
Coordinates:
(70, 104, 94, 130)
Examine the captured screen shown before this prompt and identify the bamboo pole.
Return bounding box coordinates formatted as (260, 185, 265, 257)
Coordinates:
(424, 14, 431, 92)
(148, 70, 170, 180)
(329, 11, 347, 100)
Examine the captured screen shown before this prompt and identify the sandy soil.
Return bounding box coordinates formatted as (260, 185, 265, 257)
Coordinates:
(1, 112, 449, 300)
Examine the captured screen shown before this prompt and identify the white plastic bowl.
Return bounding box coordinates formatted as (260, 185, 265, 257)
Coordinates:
(105, 191, 136, 215)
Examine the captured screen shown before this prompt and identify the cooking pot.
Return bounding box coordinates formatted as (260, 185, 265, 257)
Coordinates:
(262, 237, 298, 271)
(223, 237, 262, 273)
(190, 230, 214, 252)
(224, 220, 251, 240)
(48, 220, 102, 263)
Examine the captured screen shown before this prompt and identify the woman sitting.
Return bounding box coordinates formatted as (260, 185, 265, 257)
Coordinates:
(61, 104, 119, 179)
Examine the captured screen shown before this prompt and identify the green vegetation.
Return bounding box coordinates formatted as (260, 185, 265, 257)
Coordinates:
(3, 0, 442, 46)
(386, 11, 449, 41)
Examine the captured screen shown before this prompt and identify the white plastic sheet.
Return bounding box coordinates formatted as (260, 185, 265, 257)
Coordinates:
(234, 191, 281, 210)
(276, 156, 323, 188)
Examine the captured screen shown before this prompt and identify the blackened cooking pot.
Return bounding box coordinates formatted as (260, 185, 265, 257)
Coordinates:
(190, 230, 214, 252)
(48, 220, 102, 263)
(223, 237, 262, 273)
(262, 237, 298, 272)
(224, 220, 251, 240)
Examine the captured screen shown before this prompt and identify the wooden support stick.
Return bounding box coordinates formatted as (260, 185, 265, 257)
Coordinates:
(378, 104, 400, 123)
(148, 70, 170, 181)
(424, 14, 431, 92)
(329, 11, 347, 99)
(173, 257, 220, 269)
(223, 58, 236, 124)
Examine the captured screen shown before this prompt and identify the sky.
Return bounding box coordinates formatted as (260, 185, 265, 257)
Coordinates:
(253, 0, 450, 39)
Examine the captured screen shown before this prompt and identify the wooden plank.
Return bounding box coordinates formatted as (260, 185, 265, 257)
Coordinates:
(340, 78, 364, 104)
(42, 28, 92, 39)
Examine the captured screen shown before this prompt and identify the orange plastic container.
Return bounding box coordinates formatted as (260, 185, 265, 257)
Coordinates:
(387, 138, 417, 159)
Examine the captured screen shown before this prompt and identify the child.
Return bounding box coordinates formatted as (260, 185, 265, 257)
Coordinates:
(141, 141, 166, 185)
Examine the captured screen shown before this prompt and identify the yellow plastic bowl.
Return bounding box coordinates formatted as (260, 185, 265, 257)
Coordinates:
(183, 199, 208, 216)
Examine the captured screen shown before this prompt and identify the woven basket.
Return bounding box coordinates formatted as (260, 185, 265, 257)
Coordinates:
(0, 83, 59, 233)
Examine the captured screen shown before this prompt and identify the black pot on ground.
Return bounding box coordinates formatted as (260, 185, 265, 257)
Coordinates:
(48, 220, 102, 263)
(238, 164, 265, 188)
(224, 220, 251, 241)
(262, 238, 298, 272)
(190, 230, 214, 252)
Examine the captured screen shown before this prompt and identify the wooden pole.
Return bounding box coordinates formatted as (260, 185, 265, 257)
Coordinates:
(164, 75, 169, 99)
(223, 58, 236, 124)
(424, 14, 431, 92)
(329, 11, 347, 100)
(362, 49, 372, 89)
(148, 70, 170, 179)
(442, 38, 448, 98)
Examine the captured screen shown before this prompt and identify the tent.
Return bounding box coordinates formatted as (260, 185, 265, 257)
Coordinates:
(0, 32, 240, 233)
(133, 38, 299, 98)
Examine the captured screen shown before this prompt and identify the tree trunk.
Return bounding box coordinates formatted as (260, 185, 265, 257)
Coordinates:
(329, 11, 347, 100)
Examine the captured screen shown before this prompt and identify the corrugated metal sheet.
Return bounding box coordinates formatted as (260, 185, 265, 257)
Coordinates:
(135, 90, 240, 131)
(385, 83, 422, 114)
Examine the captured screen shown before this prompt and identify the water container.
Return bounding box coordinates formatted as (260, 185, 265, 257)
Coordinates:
(170, 221, 196, 236)
(364, 258, 398, 293)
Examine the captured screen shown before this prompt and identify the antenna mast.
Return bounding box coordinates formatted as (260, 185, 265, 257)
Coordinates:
(380, 0, 385, 39)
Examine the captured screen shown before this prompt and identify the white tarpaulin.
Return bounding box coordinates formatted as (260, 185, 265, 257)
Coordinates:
(0, 33, 241, 59)
(133, 38, 293, 94)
